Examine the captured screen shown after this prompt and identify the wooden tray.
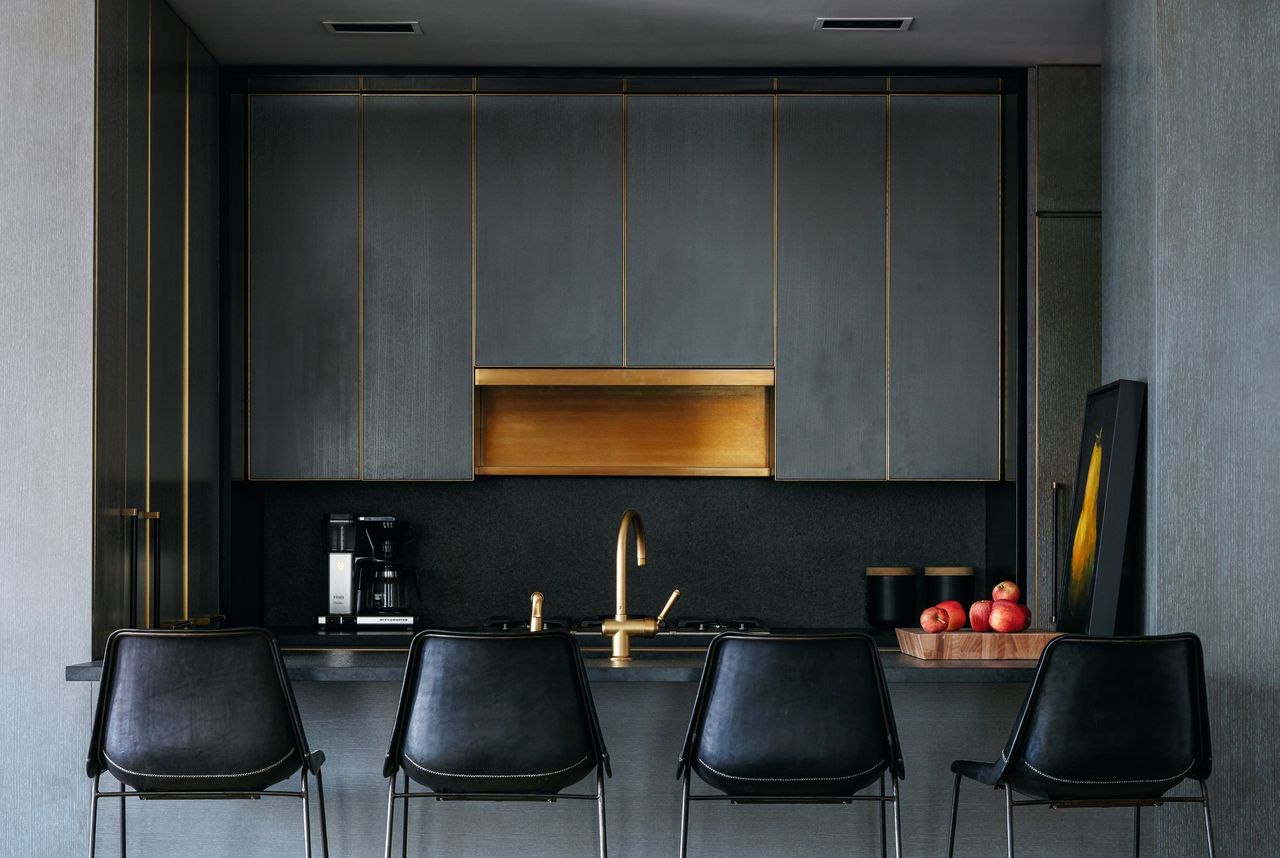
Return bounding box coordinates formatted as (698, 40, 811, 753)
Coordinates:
(895, 628, 1063, 660)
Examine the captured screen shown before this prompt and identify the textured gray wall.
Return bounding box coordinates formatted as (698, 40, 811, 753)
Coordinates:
(1103, 1, 1279, 855)
(0, 1, 95, 856)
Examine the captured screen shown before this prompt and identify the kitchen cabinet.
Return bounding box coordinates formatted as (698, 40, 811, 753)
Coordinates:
(626, 95, 774, 367)
(247, 94, 361, 479)
(475, 95, 624, 366)
(888, 96, 1002, 479)
(364, 95, 473, 479)
(775, 96, 888, 479)
(92, 0, 220, 655)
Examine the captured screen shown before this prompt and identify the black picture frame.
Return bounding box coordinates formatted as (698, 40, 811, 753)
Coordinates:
(1055, 379, 1146, 635)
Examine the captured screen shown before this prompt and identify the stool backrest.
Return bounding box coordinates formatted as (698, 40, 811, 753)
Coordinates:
(1006, 633, 1212, 784)
(87, 628, 310, 782)
(679, 633, 904, 784)
(385, 631, 608, 783)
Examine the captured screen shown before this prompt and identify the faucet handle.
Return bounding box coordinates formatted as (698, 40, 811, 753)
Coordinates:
(656, 589, 681, 627)
(529, 592, 544, 632)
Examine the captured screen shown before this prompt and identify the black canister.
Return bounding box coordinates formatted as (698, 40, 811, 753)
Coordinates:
(923, 567, 976, 610)
(865, 567, 919, 628)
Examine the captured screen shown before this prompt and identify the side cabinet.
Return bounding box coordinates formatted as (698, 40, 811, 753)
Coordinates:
(775, 96, 888, 480)
(888, 96, 1002, 479)
(626, 95, 774, 367)
(363, 96, 474, 479)
(248, 95, 361, 479)
(475, 95, 624, 366)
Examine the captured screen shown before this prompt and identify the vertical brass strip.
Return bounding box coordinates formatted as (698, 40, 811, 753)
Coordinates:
(181, 32, 190, 619)
(358, 95, 365, 479)
(771, 92, 779, 472)
(245, 97, 252, 480)
(471, 90, 478, 474)
(91, 0, 100, 634)
(621, 91, 628, 366)
(996, 95, 1004, 484)
(1031, 71, 1041, 617)
(144, 0, 153, 625)
(884, 95, 892, 480)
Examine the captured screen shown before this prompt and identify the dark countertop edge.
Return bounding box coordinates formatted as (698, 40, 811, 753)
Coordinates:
(66, 652, 1037, 684)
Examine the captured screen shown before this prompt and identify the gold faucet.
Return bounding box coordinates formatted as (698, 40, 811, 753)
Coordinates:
(529, 591, 544, 632)
(601, 509, 680, 662)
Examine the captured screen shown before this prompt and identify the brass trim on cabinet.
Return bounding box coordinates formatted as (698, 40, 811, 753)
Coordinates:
(474, 368, 775, 386)
(884, 95, 892, 479)
(621, 91, 628, 367)
(358, 94, 366, 479)
(144, 0, 153, 626)
(181, 31, 190, 620)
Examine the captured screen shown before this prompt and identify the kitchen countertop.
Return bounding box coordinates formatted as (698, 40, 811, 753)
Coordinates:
(66, 648, 1037, 684)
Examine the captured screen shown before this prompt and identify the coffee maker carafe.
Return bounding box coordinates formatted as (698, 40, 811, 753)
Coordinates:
(354, 516, 419, 614)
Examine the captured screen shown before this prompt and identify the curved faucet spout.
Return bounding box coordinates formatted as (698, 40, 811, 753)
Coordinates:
(615, 509, 646, 620)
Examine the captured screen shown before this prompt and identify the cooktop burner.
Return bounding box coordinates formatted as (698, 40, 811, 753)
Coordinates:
(673, 617, 766, 633)
(481, 616, 573, 632)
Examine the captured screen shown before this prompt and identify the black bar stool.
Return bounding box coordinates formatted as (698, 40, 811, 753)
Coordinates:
(676, 632, 906, 858)
(382, 630, 610, 858)
(947, 633, 1215, 858)
(85, 628, 329, 857)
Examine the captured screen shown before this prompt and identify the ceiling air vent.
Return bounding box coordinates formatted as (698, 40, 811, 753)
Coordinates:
(814, 17, 914, 31)
(323, 21, 422, 35)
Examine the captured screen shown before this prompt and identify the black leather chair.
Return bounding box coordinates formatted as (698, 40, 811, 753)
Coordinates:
(383, 630, 611, 858)
(85, 628, 329, 857)
(947, 633, 1214, 858)
(676, 633, 906, 858)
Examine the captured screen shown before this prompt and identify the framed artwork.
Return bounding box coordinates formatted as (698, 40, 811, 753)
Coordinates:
(1056, 379, 1146, 635)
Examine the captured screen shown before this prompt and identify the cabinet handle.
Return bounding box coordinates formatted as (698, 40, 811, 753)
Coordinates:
(121, 509, 140, 628)
(1050, 482, 1060, 625)
(143, 511, 161, 628)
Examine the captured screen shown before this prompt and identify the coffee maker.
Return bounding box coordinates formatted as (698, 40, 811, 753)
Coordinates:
(353, 516, 420, 616)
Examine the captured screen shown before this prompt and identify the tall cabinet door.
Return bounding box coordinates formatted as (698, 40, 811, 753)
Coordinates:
(364, 96, 474, 479)
(248, 95, 361, 479)
(888, 96, 1001, 479)
(775, 96, 887, 480)
(475, 95, 624, 366)
(626, 95, 774, 367)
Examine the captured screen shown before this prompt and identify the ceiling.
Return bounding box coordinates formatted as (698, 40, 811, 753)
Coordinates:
(170, 0, 1102, 68)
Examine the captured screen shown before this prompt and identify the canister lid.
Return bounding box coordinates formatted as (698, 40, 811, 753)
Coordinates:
(924, 566, 975, 577)
(866, 566, 916, 577)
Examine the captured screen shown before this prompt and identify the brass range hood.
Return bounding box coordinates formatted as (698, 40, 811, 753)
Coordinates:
(473, 368, 774, 477)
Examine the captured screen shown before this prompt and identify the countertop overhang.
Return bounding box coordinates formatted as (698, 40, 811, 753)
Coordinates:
(66, 649, 1037, 684)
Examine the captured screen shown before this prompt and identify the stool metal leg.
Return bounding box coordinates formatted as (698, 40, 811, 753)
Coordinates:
(120, 782, 127, 858)
(301, 770, 314, 858)
(596, 767, 609, 858)
(88, 775, 100, 858)
(1133, 806, 1140, 858)
(1004, 786, 1015, 858)
(1201, 781, 1215, 858)
(946, 773, 962, 858)
(314, 769, 329, 858)
(879, 772, 887, 858)
(677, 770, 691, 858)
(383, 774, 397, 858)
(401, 770, 409, 858)
(891, 773, 903, 858)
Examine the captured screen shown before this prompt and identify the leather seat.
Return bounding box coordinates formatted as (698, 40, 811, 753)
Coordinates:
(676, 633, 905, 857)
(947, 633, 1215, 858)
(382, 630, 610, 857)
(86, 628, 329, 856)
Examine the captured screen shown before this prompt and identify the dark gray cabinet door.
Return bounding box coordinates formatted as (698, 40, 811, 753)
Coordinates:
(364, 96, 474, 479)
(626, 95, 774, 367)
(476, 95, 624, 366)
(248, 95, 361, 479)
(775, 96, 887, 480)
(889, 96, 1002, 479)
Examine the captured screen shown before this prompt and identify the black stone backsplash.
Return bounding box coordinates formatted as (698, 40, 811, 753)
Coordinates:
(241, 478, 993, 629)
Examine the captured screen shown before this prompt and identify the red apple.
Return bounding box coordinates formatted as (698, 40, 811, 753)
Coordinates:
(919, 606, 950, 634)
(989, 600, 1025, 633)
(1016, 603, 1032, 631)
(969, 600, 995, 632)
(992, 580, 1021, 603)
(936, 600, 967, 632)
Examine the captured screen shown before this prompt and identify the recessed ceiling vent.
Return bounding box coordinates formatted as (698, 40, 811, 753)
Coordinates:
(323, 21, 422, 35)
(814, 17, 914, 31)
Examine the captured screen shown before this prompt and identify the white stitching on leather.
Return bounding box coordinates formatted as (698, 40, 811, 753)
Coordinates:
(1022, 759, 1195, 786)
(696, 758, 885, 783)
(402, 753, 592, 780)
(102, 749, 297, 780)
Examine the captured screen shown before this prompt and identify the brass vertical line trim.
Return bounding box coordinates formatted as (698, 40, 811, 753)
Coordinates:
(358, 94, 366, 479)
(91, 0, 101, 639)
(144, 0, 153, 625)
(996, 94, 1004, 483)
(245, 97, 253, 480)
(771, 93, 778, 369)
(471, 92, 477, 370)
(1034, 216, 1042, 618)
(884, 95, 892, 480)
(621, 91, 628, 367)
(181, 31, 190, 620)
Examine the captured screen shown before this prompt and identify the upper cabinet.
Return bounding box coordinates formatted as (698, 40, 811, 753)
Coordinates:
(476, 95, 624, 367)
(888, 96, 1002, 480)
(626, 96, 774, 367)
(248, 95, 362, 479)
